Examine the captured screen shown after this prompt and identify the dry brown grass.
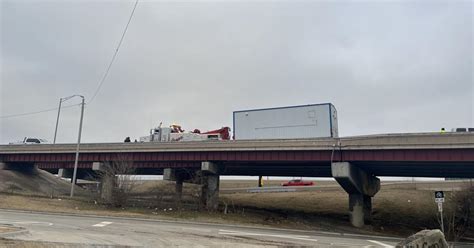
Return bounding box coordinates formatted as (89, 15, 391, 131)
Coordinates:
(219, 179, 337, 188)
(134, 180, 200, 195)
(222, 188, 347, 215)
(133, 179, 338, 192)
(0, 226, 18, 234)
(220, 183, 469, 237)
(0, 194, 153, 219)
(0, 238, 94, 248)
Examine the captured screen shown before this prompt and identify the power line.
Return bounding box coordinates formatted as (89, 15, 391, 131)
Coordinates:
(88, 0, 139, 104)
(0, 0, 139, 119)
(0, 104, 81, 119)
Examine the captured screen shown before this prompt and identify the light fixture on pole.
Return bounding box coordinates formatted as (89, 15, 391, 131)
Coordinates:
(53, 95, 80, 144)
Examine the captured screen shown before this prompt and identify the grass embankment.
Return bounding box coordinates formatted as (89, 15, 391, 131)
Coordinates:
(222, 185, 438, 236)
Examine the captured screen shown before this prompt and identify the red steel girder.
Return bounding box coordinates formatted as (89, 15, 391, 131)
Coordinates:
(3, 149, 474, 166)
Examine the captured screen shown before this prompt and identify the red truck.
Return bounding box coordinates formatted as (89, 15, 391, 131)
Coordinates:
(281, 179, 314, 186)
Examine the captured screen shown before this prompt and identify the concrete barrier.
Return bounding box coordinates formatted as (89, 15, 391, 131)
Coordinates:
(396, 229, 449, 248)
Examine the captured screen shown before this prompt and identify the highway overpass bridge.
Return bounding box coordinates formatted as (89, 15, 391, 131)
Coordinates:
(1, 132, 473, 227)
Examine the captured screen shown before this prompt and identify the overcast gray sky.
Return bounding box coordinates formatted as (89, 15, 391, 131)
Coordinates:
(0, 0, 472, 144)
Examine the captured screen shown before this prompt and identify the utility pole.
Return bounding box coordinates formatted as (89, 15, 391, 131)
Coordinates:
(70, 96, 85, 197)
(53, 98, 63, 144)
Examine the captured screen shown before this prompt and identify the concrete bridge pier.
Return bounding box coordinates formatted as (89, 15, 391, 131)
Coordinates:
(331, 162, 380, 227)
(348, 194, 373, 226)
(92, 162, 115, 202)
(100, 172, 115, 203)
(57, 168, 74, 182)
(201, 162, 220, 211)
(164, 164, 220, 210)
(163, 168, 185, 201)
(175, 176, 183, 201)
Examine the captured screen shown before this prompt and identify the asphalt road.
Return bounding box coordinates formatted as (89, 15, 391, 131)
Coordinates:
(0, 209, 401, 247)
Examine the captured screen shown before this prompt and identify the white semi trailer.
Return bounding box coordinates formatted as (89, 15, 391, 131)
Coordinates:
(233, 103, 338, 140)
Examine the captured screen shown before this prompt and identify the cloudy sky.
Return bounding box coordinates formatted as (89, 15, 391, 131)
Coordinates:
(0, 0, 472, 144)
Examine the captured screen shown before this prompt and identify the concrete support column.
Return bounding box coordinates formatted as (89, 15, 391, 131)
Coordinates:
(349, 194, 373, 227)
(201, 162, 220, 211)
(100, 171, 115, 202)
(258, 176, 263, 187)
(201, 173, 219, 210)
(332, 162, 380, 227)
(58, 168, 78, 184)
(0, 162, 8, 170)
(58, 168, 73, 179)
(163, 168, 176, 181)
(93, 162, 116, 202)
(200, 175, 208, 207)
(164, 168, 185, 202)
(175, 177, 183, 202)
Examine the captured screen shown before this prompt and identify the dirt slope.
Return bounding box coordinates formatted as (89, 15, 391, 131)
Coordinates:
(0, 168, 86, 196)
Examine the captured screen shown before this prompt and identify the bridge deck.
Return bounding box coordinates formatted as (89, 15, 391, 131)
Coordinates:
(1, 132, 473, 154)
(1, 133, 473, 178)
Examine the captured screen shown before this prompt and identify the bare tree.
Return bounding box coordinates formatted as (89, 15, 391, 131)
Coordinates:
(97, 158, 136, 207)
(440, 185, 474, 241)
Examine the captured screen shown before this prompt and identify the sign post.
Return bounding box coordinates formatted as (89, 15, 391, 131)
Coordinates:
(434, 191, 445, 233)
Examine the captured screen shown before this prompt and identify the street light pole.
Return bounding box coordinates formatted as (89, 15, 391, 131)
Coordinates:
(53, 98, 63, 144)
(70, 96, 85, 198)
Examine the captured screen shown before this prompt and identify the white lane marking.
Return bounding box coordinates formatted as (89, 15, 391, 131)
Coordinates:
(92, 221, 113, 227)
(219, 229, 318, 242)
(16, 221, 53, 226)
(0, 220, 53, 226)
(332, 243, 370, 247)
(367, 240, 394, 248)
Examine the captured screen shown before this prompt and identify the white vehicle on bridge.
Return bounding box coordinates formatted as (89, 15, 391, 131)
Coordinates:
(9, 137, 51, 145)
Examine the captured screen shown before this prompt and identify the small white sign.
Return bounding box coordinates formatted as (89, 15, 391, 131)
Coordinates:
(435, 198, 445, 203)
